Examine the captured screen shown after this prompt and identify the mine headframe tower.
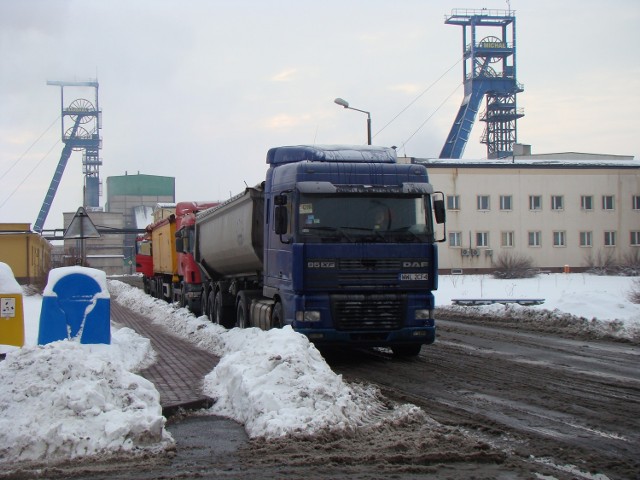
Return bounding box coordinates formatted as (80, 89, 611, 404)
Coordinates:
(33, 80, 102, 233)
(439, 9, 523, 159)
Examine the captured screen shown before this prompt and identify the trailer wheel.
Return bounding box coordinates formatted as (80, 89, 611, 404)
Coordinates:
(271, 301, 283, 329)
(215, 291, 236, 328)
(178, 284, 187, 309)
(236, 299, 248, 329)
(207, 291, 215, 321)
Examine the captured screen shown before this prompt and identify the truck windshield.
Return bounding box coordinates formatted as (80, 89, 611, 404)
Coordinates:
(297, 193, 434, 243)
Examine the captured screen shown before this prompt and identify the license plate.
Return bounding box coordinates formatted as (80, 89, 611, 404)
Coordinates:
(399, 273, 429, 281)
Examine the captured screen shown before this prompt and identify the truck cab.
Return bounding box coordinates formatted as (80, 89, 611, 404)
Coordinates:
(264, 145, 445, 355)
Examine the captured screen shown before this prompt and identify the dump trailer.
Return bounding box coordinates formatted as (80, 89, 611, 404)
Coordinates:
(195, 144, 446, 356)
(137, 201, 217, 310)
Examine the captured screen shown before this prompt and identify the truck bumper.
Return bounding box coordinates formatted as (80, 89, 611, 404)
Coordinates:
(294, 325, 436, 347)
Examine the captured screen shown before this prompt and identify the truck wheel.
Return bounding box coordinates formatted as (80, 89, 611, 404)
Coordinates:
(391, 344, 422, 357)
(179, 285, 187, 309)
(236, 299, 248, 328)
(271, 301, 283, 329)
(215, 291, 236, 328)
(207, 291, 215, 321)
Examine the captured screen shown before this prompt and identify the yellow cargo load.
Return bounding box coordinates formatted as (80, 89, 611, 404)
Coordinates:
(151, 216, 178, 276)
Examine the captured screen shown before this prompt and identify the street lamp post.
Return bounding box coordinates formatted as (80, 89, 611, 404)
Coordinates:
(334, 97, 372, 145)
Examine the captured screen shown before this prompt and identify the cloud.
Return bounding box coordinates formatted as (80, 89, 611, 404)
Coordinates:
(262, 113, 311, 130)
(388, 83, 424, 95)
(270, 68, 298, 82)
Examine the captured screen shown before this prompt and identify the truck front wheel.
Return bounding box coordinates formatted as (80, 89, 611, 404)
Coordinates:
(271, 301, 283, 330)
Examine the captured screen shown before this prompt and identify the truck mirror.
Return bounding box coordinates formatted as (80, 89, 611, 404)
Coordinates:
(274, 205, 288, 235)
(274, 194, 287, 206)
(434, 198, 446, 224)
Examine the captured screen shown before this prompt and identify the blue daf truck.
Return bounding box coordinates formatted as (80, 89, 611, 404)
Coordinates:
(194, 145, 445, 356)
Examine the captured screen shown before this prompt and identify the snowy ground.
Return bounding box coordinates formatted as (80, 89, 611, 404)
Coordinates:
(437, 273, 640, 341)
(1, 268, 639, 470)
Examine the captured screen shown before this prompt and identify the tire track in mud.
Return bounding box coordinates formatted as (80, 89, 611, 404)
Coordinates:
(327, 319, 640, 480)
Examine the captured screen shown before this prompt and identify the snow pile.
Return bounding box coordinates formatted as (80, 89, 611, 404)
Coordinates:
(0, 262, 22, 294)
(111, 280, 421, 439)
(110, 280, 227, 355)
(0, 327, 170, 465)
(436, 273, 640, 341)
(205, 326, 421, 439)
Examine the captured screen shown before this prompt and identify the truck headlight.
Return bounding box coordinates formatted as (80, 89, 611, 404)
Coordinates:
(415, 309, 433, 320)
(296, 310, 321, 322)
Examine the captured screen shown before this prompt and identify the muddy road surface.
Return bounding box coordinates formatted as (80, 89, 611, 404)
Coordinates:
(8, 314, 639, 479)
(329, 318, 640, 479)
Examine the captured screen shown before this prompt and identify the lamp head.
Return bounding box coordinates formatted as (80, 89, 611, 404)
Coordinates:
(334, 97, 349, 108)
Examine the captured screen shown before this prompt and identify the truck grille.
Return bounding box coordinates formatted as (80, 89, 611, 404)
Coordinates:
(340, 258, 401, 270)
(331, 294, 405, 331)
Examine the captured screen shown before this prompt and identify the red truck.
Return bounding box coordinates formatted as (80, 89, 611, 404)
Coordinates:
(135, 201, 218, 314)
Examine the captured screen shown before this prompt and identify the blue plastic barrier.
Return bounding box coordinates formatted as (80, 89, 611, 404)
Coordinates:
(38, 268, 111, 345)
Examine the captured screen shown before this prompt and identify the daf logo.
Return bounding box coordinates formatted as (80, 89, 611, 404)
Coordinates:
(403, 261, 429, 268)
(307, 261, 336, 268)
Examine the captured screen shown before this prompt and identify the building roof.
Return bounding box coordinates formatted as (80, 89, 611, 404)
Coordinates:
(407, 157, 640, 170)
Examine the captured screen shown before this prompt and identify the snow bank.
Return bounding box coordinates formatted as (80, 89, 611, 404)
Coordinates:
(110, 280, 421, 440)
(0, 327, 170, 465)
(436, 273, 640, 340)
(0, 262, 21, 294)
(204, 326, 421, 439)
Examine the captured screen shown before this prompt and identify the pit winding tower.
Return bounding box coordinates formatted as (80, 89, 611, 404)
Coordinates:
(34, 80, 102, 233)
(439, 9, 523, 159)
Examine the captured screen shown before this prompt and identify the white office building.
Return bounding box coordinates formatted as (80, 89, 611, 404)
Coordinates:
(402, 153, 640, 274)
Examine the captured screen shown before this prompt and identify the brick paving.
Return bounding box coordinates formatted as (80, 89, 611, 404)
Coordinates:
(111, 301, 218, 416)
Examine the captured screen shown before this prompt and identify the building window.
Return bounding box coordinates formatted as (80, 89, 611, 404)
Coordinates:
(476, 231, 489, 247)
(602, 195, 615, 210)
(501, 231, 514, 247)
(630, 231, 640, 247)
(553, 231, 566, 247)
(604, 231, 616, 247)
(447, 195, 460, 211)
(449, 231, 462, 247)
(551, 195, 564, 211)
(632, 195, 640, 210)
(579, 231, 592, 247)
(528, 231, 541, 247)
(477, 195, 490, 211)
(499, 195, 512, 211)
(581, 195, 593, 210)
(529, 195, 542, 211)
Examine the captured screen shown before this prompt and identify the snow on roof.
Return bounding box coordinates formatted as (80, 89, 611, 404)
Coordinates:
(410, 157, 640, 169)
(43, 266, 110, 299)
(133, 205, 154, 229)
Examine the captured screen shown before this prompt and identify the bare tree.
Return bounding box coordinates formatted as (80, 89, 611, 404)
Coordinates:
(628, 278, 640, 304)
(493, 251, 537, 279)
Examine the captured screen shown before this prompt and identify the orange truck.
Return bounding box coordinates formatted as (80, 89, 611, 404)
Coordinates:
(136, 201, 217, 314)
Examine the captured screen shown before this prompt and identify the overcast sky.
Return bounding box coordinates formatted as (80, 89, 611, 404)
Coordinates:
(1, 0, 638, 230)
